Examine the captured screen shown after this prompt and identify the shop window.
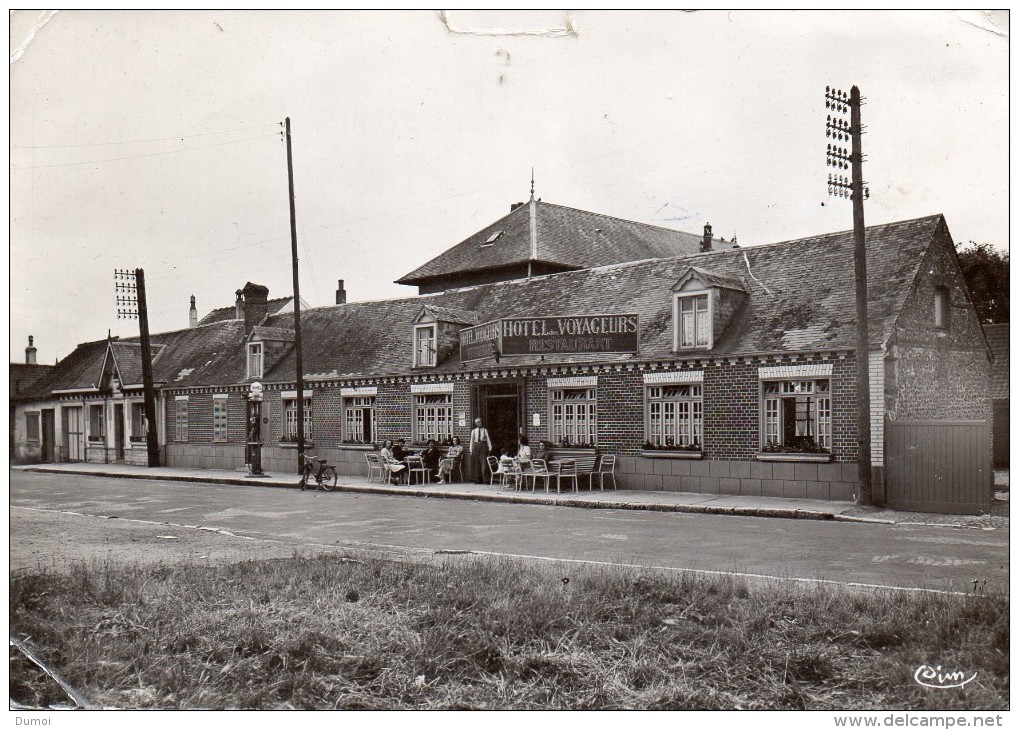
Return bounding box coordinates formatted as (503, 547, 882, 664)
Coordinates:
(174, 398, 189, 442)
(344, 396, 376, 444)
(88, 404, 105, 442)
(646, 384, 703, 450)
(25, 412, 40, 443)
(130, 402, 146, 442)
(934, 286, 950, 330)
(674, 293, 711, 349)
(283, 396, 313, 442)
(761, 379, 831, 453)
(414, 324, 437, 368)
(550, 387, 597, 446)
(213, 396, 229, 442)
(247, 342, 263, 379)
(414, 393, 452, 443)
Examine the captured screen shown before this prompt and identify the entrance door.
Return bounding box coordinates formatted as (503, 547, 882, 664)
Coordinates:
(478, 382, 522, 456)
(41, 409, 56, 462)
(114, 404, 125, 462)
(63, 407, 84, 462)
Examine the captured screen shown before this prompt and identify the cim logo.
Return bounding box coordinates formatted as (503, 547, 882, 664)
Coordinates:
(913, 664, 977, 689)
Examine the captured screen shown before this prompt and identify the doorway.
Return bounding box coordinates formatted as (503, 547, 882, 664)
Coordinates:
(63, 406, 84, 462)
(477, 382, 523, 457)
(41, 409, 56, 462)
(114, 404, 125, 462)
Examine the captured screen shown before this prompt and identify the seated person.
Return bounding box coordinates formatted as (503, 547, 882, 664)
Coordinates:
(437, 436, 463, 484)
(495, 448, 516, 474)
(420, 439, 442, 479)
(532, 440, 549, 464)
(516, 435, 532, 469)
(392, 439, 409, 462)
(379, 440, 406, 484)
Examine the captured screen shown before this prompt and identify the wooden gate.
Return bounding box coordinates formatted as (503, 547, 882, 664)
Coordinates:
(63, 406, 85, 462)
(885, 420, 992, 514)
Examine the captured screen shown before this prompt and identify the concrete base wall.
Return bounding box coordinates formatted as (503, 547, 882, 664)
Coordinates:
(165, 443, 247, 471)
(615, 456, 858, 501)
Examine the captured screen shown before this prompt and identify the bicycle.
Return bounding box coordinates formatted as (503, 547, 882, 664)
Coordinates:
(299, 454, 337, 491)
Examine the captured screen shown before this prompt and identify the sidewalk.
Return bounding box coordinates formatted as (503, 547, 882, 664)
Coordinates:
(13, 462, 1008, 530)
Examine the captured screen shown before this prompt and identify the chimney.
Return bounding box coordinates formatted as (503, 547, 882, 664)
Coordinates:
(25, 335, 37, 365)
(189, 295, 198, 328)
(241, 282, 270, 336)
(510, 202, 525, 212)
(700, 222, 714, 252)
(235, 290, 244, 319)
(335, 279, 346, 305)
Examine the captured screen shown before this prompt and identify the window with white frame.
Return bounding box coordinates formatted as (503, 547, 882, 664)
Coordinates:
(646, 384, 703, 449)
(174, 397, 189, 442)
(414, 393, 453, 443)
(89, 404, 105, 442)
(25, 412, 40, 443)
(283, 395, 313, 442)
(674, 293, 711, 349)
(130, 402, 146, 441)
(414, 324, 437, 368)
(550, 387, 597, 446)
(213, 396, 229, 442)
(247, 342, 264, 379)
(344, 396, 376, 444)
(762, 379, 831, 452)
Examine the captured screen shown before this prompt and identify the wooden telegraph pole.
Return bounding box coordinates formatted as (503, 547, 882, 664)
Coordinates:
(283, 117, 306, 475)
(826, 85, 874, 506)
(114, 268, 160, 467)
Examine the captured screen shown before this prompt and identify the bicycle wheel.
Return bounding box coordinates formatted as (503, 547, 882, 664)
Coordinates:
(320, 466, 337, 491)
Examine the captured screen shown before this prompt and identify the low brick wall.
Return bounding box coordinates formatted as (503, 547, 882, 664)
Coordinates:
(615, 456, 857, 501)
(165, 443, 247, 471)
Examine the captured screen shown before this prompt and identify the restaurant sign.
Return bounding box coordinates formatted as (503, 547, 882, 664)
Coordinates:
(459, 314, 640, 362)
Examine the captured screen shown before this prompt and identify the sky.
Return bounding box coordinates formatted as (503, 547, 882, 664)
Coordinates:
(9, 10, 1010, 366)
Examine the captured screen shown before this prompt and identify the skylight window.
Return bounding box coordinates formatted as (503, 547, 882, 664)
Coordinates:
(480, 230, 504, 247)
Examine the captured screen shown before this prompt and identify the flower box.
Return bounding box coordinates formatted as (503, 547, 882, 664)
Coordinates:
(640, 450, 704, 460)
(756, 452, 832, 463)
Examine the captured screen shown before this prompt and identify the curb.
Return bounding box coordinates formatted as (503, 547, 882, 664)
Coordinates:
(22, 466, 841, 523)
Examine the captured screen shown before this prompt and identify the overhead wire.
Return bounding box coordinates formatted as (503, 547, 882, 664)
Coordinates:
(11, 123, 279, 150)
(10, 132, 278, 170)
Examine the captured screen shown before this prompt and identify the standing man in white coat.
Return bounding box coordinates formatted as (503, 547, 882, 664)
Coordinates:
(469, 417, 492, 484)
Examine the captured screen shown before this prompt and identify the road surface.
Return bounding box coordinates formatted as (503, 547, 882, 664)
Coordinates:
(9, 470, 1008, 594)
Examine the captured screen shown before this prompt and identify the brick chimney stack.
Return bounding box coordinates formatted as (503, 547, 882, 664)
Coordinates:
(235, 290, 244, 320)
(189, 295, 198, 328)
(25, 335, 37, 365)
(241, 282, 270, 336)
(336, 279, 346, 305)
(700, 222, 714, 253)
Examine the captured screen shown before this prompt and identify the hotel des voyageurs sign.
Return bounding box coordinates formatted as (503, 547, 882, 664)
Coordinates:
(459, 314, 640, 362)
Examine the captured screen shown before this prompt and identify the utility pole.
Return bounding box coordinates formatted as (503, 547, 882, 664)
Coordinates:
(826, 85, 874, 506)
(283, 117, 306, 475)
(114, 268, 160, 467)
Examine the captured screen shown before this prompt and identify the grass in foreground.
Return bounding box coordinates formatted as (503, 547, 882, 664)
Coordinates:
(9, 553, 1008, 710)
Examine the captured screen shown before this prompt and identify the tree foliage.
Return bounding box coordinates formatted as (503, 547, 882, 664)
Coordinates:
(956, 241, 1009, 323)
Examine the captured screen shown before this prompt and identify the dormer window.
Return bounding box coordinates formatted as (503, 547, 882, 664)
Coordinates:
(247, 342, 263, 379)
(414, 324, 437, 368)
(674, 293, 712, 349)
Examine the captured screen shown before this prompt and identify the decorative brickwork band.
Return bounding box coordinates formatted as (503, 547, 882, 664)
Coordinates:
(758, 363, 834, 379)
(340, 386, 378, 397)
(547, 376, 598, 388)
(643, 370, 703, 385)
(409, 382, 454, 394)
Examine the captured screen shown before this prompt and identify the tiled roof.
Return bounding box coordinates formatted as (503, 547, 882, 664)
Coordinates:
(395, 201, 707, 286)
(198, 296, 293, 325)
(10, 363, 53, 401)
(983, 323, 1009, 400)
(243, 214, 944, 383)
(24, 215, 947, 394)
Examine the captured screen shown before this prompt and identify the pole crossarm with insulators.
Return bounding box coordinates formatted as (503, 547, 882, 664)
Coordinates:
(825, 84, 874, 506)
